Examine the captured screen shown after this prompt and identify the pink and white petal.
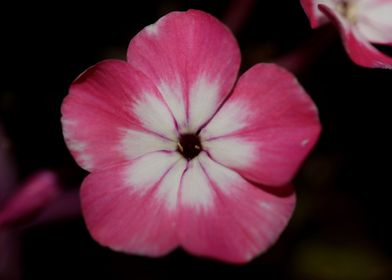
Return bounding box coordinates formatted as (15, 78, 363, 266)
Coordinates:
(61, 60, 178, 172)
(300, 0, 332, 28)
(357, 0, 392, 44)
(319, 4, 392, 69)
(201, 64, 321, 186)
(178, 153, 295, 264)
(127, 10, 240, 132)
(202, 137, 256, 172)
(120, 130, 176, 161)
(0, 171, 60, 228)
(81, 151, 186, 256)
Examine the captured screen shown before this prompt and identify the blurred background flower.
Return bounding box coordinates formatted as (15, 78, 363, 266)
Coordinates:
(1, 0, 391, 279)
(301, 0, 392, 68)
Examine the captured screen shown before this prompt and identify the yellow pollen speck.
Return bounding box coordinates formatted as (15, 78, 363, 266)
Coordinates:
(177, 142, 184, 152)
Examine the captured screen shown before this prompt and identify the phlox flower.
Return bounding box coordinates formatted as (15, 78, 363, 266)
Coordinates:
(61, 10, 321, 263)
(301, 0, 392, 68)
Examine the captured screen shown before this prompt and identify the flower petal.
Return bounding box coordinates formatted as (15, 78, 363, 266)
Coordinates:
(300, 0, 332, 28)
(201, 64, 321, 186)
(357, 0, 392, 44)
(319, 3, 392, 69)
(0, 171, 60, 228)
(178, 153, 295, 263)
(81, 151, 186, 256)
(127, 10, 240, 132)
(61, 60, 178, 172)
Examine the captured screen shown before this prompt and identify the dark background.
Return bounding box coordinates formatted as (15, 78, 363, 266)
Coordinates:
(1, 1, 391, 279)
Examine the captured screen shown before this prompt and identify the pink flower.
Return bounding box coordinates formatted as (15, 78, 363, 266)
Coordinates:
(301, 0, 392, 68)
(61, 10, 321, 263)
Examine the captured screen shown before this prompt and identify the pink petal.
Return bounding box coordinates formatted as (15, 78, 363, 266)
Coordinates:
(127, 10, 240, 132)
(61, 60, 177, 172)
(300, 0, 331, 28)
(0, 170, 60, 228)
(81, 151, 186, 256)
(357, 0, 392, 44)
(200, 64, 321, 186)
(319, 3, 392, 69)
(178, 153, 295, 264)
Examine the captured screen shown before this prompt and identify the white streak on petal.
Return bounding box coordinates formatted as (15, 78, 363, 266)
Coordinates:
(203, 137, 256, 170)
(120, 129, 176, 160)
(195, 155, 288, 242)
(61, 118, 76, 129)
(155, 158, 187, 210)
(125, 152, 180, 194)
(157, 81, 187, 131)
(260, 201, 272, 211)
(312, 0, 335, 24)
(61, 119, 77, 142)
(199, 154, 291, 241)
(198, 153, 240, 195)
(62, 119, 94, 170)
(133, 94, 177, 140)
(301, 139, 310, 147)
(67, 141, 93, 170)
(188, 76, 220, 132)
(145, 23, 159, 35)
(200, 100, 251, 140)
(180, 159, 214, 210)
(258, 201, 286, 229)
